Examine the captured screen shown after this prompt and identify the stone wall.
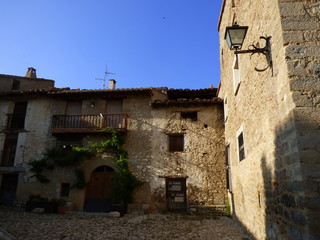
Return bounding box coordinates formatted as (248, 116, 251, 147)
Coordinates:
(146, 104, 226, 212)
(1, 88, 226, 215)
(0, 74, 54, 91)
(279, 1, 320, 239)
(218, 0, 317, 239)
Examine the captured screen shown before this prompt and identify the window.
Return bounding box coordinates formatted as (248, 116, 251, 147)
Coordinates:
(9, 101, 28, 130)
(1, 134, 18, 167)
(11, 79, 20, 90)
(237, 132, 245, 161)
(225, 143, 232, 191)
(60, 183, 70, 197)
(233, 56, 241, 94)
(168, 134, 184, 152)
(65, 101, 82, 115)
(181, 112, 197, 121)
(106, 100, 122, 114)
(224, 97, 228, 121)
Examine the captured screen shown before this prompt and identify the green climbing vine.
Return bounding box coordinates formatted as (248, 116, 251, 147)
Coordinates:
(28, 127, 142, 203)
(28, 146, 92, 185)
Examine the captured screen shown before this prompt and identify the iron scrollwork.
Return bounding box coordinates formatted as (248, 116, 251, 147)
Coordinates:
(235, 36, 272, 72)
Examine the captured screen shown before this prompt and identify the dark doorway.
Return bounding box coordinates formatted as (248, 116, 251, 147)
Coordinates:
(166, 178, 187, 211)
(0, 174, 19, 205)
(11, 101, 28, 130)
(83, 166, 115, 212)
(1, 134, 18, 167)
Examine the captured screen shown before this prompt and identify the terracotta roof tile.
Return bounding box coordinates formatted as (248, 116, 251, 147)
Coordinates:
(152, 97, 223, 107)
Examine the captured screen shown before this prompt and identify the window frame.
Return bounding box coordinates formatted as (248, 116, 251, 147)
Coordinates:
(180, 111, 198, 121)
(60, 183, 70, 197)
(168, 134, 184, 152)
(224, 97, 228, 121)
(225, 143, 232, 192)
(237, 127, 246, 162)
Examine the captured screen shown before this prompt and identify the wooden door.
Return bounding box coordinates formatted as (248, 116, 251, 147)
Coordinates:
(86, 172, 114, 199)
(84, 166, 115, 212)
(0, 174, 18, 205)
(166, 178, 187, 211)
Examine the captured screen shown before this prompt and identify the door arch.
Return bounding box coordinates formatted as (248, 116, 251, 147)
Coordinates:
(83, 165, 115, 212)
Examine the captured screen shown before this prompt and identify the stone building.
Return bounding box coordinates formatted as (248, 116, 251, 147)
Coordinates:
(218, 0, 320, 239)
(0, 70, 226, 214)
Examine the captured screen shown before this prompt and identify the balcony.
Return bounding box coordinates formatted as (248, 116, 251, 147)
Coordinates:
(51, 114, 128, 133)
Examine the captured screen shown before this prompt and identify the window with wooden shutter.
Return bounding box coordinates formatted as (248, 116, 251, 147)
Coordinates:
(168, 134, 184, 152)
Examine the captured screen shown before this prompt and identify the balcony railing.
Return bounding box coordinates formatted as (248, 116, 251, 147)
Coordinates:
(51, 114, 128, 133)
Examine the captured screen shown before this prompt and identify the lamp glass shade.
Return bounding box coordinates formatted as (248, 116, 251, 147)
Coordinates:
(225, 25, 248, 50)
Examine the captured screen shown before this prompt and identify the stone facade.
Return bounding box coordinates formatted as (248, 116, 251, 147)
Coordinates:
(0, 73, 54, 91)
(218, 0, 320, 239)
(0, 77, 226, 214)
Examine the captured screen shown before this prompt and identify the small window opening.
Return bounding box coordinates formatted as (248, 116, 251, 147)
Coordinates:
(60, 183, 70, 197)
(226, 144, 232, 191)
(168, 134, 184, 152)
(238, 132, 245, 161)
(233, 56, 241, 94)
(12, 80, 20, 90)
(224, 97, 228, 121)
(181, 112, 197, 121)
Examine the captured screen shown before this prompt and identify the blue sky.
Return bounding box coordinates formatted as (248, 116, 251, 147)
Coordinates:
(0, 0, 222, 90)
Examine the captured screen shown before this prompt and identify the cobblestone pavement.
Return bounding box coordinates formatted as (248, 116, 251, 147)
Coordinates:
(0, 207, 249, 240)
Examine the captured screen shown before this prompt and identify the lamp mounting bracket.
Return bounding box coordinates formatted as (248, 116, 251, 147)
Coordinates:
(235, 36, 272, 72)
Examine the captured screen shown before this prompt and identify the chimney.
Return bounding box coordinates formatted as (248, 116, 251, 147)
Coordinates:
(26, 67, 37, 78)
(109, 79, 116, 89)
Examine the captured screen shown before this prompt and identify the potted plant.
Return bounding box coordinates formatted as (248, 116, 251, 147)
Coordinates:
(56, 199, 67, 214)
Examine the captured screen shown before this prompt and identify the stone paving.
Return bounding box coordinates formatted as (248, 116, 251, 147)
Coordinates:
(0, 207, 249, 240)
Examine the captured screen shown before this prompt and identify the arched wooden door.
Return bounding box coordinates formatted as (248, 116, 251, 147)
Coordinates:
(83, 166, 115, 212)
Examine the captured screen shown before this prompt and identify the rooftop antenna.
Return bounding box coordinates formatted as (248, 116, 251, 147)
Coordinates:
(95, 64, 115, 89)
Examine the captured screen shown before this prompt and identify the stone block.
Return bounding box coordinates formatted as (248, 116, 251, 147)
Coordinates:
(297, 135, 320, 150)
(304, 30, 320, 42)
(279, 2, 306, 17)
(282, 17, 319, 31)
(282, 194, 296, 208)
(308, 214, 320, 240)
(290, 76, 320, 91)
(305, 196, 320, 210)
(286, 225, 303, 240)
(305, 2, 320, 17)
(286, 44, 320, 58)
(303, 179, 320, 193)
(283, 31, 304, 44)
(301, 164, 320, 178)
(307, 61, 320, 75)
(292, 91, 313, 107)
(286, 180, 303, 193)
(291, 210, 307, 226)
(108, 211, 121, 218)
(299, 149, 320, 164)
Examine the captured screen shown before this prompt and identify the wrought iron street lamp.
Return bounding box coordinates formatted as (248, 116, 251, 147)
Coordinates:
(225, 23, 272, 72)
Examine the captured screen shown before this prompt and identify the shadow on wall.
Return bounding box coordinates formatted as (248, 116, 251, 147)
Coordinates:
(229, 116, 319, 240)
(261, 116, 320, 240)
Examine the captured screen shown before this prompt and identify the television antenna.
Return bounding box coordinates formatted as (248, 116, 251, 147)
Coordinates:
(95, 64, 115, 89)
